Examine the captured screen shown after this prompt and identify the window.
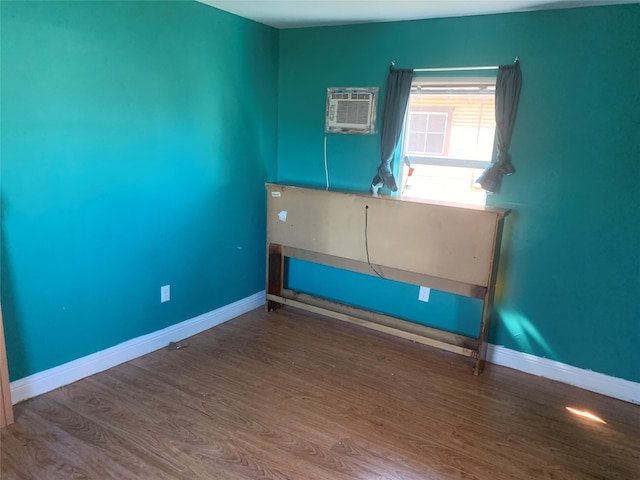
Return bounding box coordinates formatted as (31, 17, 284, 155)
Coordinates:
(406, 111, 450, 155)
(399, 78, 496, 205)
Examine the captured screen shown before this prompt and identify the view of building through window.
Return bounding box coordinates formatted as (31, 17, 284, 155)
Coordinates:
(399, 78, 496, 206)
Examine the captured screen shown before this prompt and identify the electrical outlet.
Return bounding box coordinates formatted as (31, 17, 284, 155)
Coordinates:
(418, 286, 431, 302)
(161, 285, 170, 303)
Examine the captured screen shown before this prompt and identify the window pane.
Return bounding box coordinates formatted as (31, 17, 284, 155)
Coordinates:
(409, 113, 428, 131)
(401, 163, 486, 206)
(407, 132, 426, 153)
(425, 133, 445, 154)
(427, 114, 446, 133)
(404, 90, 495, 162)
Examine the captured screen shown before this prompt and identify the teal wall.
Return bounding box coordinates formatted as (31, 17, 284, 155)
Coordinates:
(277, 5, 640, 382)
(0, 1, 278, 380)
(1, 1, 638, 387)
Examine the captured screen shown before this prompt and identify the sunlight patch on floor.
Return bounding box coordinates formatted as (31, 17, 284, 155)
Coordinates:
(566, 406, 607, 424)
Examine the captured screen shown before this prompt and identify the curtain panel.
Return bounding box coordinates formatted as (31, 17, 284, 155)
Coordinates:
(477, 61, 522, 193)
(370, 66, 414, 194)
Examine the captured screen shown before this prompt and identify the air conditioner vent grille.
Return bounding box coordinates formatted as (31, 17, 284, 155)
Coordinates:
(336, 100, 371, 125)
(326, 87, 378, 134)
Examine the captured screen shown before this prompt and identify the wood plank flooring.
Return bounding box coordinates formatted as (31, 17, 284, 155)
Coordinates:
(1, 307, 639, 479)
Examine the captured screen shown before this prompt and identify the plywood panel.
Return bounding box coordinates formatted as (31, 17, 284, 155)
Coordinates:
(266, 183, 508, 287)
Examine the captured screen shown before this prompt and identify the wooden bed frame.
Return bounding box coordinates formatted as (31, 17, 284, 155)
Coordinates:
(265, 183, 510, 374)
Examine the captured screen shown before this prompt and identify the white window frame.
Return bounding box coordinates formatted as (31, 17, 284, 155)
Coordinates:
(399, 76, 497, 205)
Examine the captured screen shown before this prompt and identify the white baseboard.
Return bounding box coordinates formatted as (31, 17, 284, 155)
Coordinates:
(10, 291, 265, 404)
(487, 344, 640, 405)
(10, 296, 639, 407)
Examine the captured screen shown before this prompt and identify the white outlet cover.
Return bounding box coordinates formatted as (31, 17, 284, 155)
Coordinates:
(418, 286, 431, 302)
(161, 285, 171, 303)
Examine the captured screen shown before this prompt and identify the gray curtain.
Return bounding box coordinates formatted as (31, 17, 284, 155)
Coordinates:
(370, 66, 414, 194)
(478, 60, 522, 193)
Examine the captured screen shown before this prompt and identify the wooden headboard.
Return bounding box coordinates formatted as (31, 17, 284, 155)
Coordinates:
(265, 183, 510, 374)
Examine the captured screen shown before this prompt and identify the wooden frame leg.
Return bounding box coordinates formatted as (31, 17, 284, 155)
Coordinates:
(474, 290, 494, 375)
(474, 218, 505, 375)
(266, 243, 284, 312)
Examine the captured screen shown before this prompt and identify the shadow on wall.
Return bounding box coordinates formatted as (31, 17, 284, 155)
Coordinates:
(1, 194, 27, 381)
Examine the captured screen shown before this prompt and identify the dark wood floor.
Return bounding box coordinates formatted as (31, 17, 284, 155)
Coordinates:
(1, 307, 639, 479)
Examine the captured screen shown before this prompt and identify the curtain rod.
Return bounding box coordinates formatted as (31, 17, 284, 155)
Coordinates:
(394, 57, 518, 73)
(414, 65, 498, 72)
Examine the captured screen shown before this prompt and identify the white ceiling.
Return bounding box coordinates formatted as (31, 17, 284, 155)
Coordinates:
(197, 0, 637, 29)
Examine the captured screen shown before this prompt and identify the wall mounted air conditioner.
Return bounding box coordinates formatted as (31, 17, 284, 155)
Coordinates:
(325, 87, 378, 134)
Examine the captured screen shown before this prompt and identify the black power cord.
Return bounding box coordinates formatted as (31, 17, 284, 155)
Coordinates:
(364, 205, 385, 279)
